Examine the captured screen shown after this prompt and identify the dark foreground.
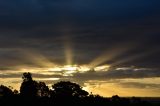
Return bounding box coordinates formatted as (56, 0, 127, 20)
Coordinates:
(0, 73, 160, 106)
(1, 96, 160, 106)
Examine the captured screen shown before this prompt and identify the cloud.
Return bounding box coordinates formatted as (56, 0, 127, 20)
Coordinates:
(118, 82, 160, 89)
(0, 1, 160, 97)
(0, 0, 160, 85)
(72, 67, 160, 82)
(0, 65, 160, 81)
(0, 66, 160, 94)
(0, 20, 160, 67)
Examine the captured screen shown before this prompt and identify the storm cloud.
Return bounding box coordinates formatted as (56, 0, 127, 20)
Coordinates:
(0, 0, 160, 96)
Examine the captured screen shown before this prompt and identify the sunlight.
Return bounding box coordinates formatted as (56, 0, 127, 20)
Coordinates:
(62, 65, 78, 71)
(94, 64, 110, 71)
(78, 65, 91, 72)
(111, 48, 159, 67)
(47, 64, 111, 75)
(47, 65, 77, 72)
(22, 50, 58, 68)
(89, 42, 137, 68)
(64, 36, 73, 65)
(48, 67, 62, 72)
(84, 80, 160, 97)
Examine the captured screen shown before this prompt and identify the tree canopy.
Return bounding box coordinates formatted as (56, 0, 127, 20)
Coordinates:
(51, 81, 88, 98)
(20, 72, 38, 97)
(0, 85, 13, 97)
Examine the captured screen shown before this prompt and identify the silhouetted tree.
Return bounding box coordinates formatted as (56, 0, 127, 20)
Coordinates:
(13, 89, 19, 95)
(22, 72, 32, 81)
(51, 81, 89, 98)
(20, 72, 38, 97)
(111, 95, 120, 101)
(0, 85, 13, 97)
(0, 72, 158, 106)
(37, 82, 50, 97)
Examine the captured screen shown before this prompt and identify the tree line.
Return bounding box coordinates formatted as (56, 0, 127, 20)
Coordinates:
(0, 72, 159, 106)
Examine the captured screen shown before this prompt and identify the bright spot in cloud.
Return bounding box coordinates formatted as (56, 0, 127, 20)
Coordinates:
(47, 64, 111, 76)
(94, 64, 110, 71)
(62, 65, 78, 71)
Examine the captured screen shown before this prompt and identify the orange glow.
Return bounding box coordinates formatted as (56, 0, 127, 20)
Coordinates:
(94, 64, 110, 71)
(62, 65, 78, 71)
(83, 79, 160, 97)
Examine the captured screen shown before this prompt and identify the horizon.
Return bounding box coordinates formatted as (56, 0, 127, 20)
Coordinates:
(0, 0, 160, 97)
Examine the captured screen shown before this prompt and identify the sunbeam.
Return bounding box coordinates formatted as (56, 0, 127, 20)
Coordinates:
(89, 42, 137, 68)
(64, 40, 73, 65)
(21, 49, 58, 68)
(111, 47, 160, 67)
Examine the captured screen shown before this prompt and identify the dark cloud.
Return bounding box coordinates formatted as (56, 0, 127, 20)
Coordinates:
(1, 67, 160, 91)
(72, 68, 160, 82)
(0, 0, 160, 77)
(1, 67, 159, 81)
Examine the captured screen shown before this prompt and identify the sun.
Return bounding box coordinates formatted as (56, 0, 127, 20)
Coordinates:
(48, 64, 111, 76)
(62, 65, 78, 71)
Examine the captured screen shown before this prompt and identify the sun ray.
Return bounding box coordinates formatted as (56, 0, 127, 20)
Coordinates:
(21, 49, 58, 68)
(64, 40, 73, 65)
(111, 47, 160, 67)
(89, 42, 137, 68)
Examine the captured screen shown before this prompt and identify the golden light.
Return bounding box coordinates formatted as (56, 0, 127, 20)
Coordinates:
(21, 50, 58, 68)
(47, 65, 79, 76)
(47, 64, 111, 75)
(64, 43, 73, 65)
(62, 65, 78, 71)
(63, 34, 74, 66)
(111, 47, 159, 67)
(78, 65, 91, 72)
(47, 65, 77, 72)
(48, 67, 62, 72)
(94, 64, 110, 71)
(89, 42, 138, 68)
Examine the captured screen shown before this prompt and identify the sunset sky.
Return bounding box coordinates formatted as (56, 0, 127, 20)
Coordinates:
(0, 0, 160, 97)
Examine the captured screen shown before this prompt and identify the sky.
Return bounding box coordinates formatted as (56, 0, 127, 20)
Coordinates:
(0, 0, 160, 97)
